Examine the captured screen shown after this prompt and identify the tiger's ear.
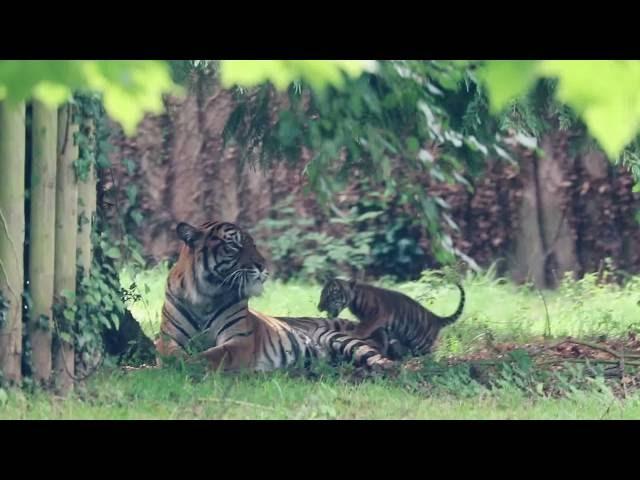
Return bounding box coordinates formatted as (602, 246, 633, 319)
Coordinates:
(176, 222, 203, 246)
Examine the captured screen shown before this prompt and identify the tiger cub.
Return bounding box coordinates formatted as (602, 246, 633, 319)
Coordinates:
(316, 278, 465, 359)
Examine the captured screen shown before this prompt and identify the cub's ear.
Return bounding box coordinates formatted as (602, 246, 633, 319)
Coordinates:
(319, 272, 336, 286)
(176, 222, 203, 246)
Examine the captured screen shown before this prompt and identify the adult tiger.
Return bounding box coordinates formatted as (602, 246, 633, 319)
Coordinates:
(155, 221, 395, 373)
(309, 278, 465, 360)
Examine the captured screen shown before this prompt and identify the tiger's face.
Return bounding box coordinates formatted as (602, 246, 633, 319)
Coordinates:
(318, 279, 351, 318)
(177, 221, 268, 298)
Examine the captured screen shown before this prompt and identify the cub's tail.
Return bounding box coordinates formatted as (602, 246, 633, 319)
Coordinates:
(438, 283, 465, 326)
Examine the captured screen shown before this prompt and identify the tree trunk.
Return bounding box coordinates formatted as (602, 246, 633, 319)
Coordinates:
(28, 101, 57, 385)
(511, 153, 546, 287)
(53, 104, 78, 395)
(536, 134, 579, 287)
(0, 101, 26, 385)
(575, 149, 625, 277)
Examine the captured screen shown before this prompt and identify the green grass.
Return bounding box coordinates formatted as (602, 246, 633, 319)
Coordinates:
(3, 367, 640, 419)
(3, 264, 640, 419)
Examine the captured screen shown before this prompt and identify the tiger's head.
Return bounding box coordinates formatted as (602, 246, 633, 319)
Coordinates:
(317, 278, 353, 318)
(174, 221, 268, 299)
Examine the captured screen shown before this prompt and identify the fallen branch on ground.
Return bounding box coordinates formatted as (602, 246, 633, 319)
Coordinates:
(553, 338, 640, 359)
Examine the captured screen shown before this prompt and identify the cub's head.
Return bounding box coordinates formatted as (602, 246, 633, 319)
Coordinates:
(317, 278, 352, 318)
(175, 221, 268, 299)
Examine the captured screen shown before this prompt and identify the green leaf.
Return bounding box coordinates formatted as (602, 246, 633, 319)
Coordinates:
(583, 101, 638, 159)
(219, 60, 377, 92)
(125, 184, 138, 204)
(277, 111, 301, 147)
(479, 60, 540, 113)
(33, 81, 72, 107)
(131, 249, 146, 266)
(539, 60, 640, 159)
(123, 158, 137, 175)
(406, 136, 420, 153)
(111, 313, 120, 330)
(60, 290, 76, 302)
(105, 247, 121, 259)
(59, 332, 73, 343)
(129, 210, 144, 226)
(356, 211, 384, 222)
(63, 309, 75, 322)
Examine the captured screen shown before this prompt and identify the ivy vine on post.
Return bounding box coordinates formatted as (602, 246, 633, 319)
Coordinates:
(74, 93, 156, 370)
(52, 102, 79, 395)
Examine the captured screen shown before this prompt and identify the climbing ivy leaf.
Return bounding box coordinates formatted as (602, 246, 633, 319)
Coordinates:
(105, 247, 121, 259)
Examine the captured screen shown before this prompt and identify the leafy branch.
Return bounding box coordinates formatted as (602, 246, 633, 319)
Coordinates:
(224, 60, 505, 265)
(480, 60, 640, 166)
(0, 61, 181, 135)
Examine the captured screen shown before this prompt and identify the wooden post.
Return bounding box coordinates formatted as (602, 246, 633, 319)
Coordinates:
(28, 101, 58, 385)
(0, 100, 26, 385)
(53, 104, 79, 395)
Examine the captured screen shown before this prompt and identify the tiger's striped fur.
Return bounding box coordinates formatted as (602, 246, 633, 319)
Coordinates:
(155, 221, 395, 373)
(314, 278, 466, 359)
(275, 316, 361, 358)
(277, 316, 402, 359)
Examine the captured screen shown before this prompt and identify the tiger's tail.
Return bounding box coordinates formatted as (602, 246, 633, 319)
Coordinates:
(314, 327, 396, 372)
(437, 282, 465, 326)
